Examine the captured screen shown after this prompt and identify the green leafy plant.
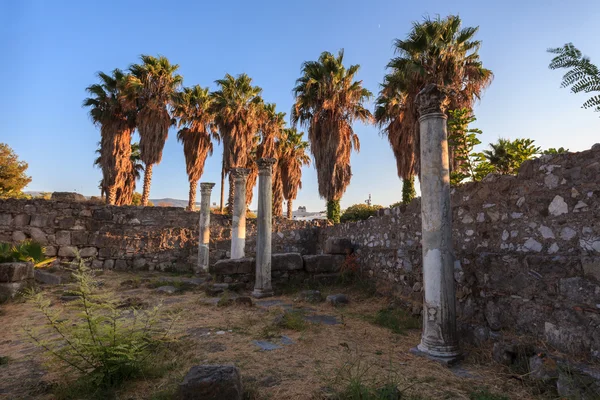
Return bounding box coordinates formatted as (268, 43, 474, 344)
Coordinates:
(402, 177, 416, 204)
(448, 109, 485, 185)
(542, 147, 569, 155)
(24, 255, 179, 391)
(475, 138, 540, 178)
(340, 204, 383, 223)
(0, 240, 54, 267)
(548, 43, 600, 114)
(327, 199, 341, 224)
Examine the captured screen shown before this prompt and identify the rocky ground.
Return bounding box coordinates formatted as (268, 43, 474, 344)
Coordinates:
(0, 270, 548, 400)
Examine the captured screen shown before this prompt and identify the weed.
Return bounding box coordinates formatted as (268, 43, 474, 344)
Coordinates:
(0, 355, 10, 365)
(276, 310, 308, 331)
(24, 256, 180, 397)
(372, 308, 420, 334)
(217, 291, 233, 307)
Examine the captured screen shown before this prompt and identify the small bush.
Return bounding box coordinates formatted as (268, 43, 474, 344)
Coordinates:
(373, 308, 420, 334)
(340, 204, 383, 223)
(277, 310, 308, 331)
(0, 240, 54, 267)
(24, 255, 179, 393)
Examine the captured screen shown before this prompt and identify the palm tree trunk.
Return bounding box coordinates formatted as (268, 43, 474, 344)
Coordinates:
(227, 173, 235, 215)
(188, 180, 198, 211)
(220, 161, 225, 213)
(141, 163, 153, 206)
(107, 186, 117, 205)
(287, 199, 293, 220)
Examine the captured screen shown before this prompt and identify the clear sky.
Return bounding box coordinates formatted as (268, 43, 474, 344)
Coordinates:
(1, 0, 599, 211)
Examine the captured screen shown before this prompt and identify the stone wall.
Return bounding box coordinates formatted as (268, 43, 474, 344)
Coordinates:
(317, 146, 600, 360)
(0, 199, 323, 272)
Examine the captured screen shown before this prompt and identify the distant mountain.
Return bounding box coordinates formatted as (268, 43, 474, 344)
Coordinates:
(150, 198, 198, 208)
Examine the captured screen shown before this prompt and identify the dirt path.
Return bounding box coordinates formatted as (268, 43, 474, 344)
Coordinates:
(0, 270, 542, 399)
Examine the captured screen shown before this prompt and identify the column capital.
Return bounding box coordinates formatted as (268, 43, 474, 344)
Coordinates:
(230, 168, 250, 179)
(416, 84, 450, 117)
(200, 182, 216, 192)
(257, 158, 277, 172)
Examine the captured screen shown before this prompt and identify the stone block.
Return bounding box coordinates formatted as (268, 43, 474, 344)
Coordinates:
(12, 231, 27, 242)
(13, 214, 30, 226)
(0, 262, 34, 282)
(271, 253, 303, 271)
(29, 227, 48, 245)
(34, 269, 63, 285)
(44, 246, 57, 257)
(326, 293, 349, 306)
(133, 257, 147, 270)
(0, 282, 27, 302)
(93, 208, 113, 221)
(51, 192, 86, 202)
(79, 247, 98, 258)
(103, 259, 115, 269)
(210, 258, 254, 275)
(176, 365, 243, 400)
(303, 254, 345, 273)
(58, 246, 77, 258)
(70, 231, 89, 246)
(55, 231, 71, 246)
(91, 259, 104, 269)
(30, 214, 48, 227)
(115, 259, 129, 270)
(0, 214, 12, 226)
(324, 237, 353, 255)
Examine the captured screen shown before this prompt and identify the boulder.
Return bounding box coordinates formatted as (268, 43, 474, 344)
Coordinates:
(0, 282, 27, 302)
(210, 258, 254, 275)
(34, 269, 63, 285)
(156, 285, 179, 294)
(51, 192, 87, 202)
(324, 237, 353, 255)
(176, 365, 243, 400)
(0, 262, 34, 283)
(297, 290, 323, 303)
(303, 254, 345, 273)
(326, 293, 349, 306)
(271, 253, 303, 271)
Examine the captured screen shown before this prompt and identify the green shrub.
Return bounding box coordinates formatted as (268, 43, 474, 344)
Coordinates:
(24, 256, 179, 391)
(340, 204, 383, 223)
(0, 240, 53, 267)
(327, 200, 341, 224)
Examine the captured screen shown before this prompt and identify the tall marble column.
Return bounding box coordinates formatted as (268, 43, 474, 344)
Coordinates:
(197, 182, 215, 274)
(253, 158, 276, 298)
(230, 168, 250, 259)
(416, 84, 460, 360)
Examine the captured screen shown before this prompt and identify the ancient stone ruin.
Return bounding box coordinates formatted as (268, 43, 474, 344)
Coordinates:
(1, 144, 600, 397)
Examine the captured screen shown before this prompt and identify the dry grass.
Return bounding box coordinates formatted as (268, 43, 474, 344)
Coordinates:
(0, 270, 544, 400)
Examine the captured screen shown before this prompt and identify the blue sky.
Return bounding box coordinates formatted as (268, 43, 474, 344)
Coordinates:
(1, 0, 599, 211)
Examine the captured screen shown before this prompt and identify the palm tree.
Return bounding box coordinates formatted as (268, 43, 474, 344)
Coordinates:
(292, 50, 372, 223)
(173, 85, 218, 211)
(258, 103, 286, 215)
(279, 128, 311, 219)
(375, 15, 492, 191)
(116, 142, 144, 205)
(210, 73, 263, 214)
(244, 134, 260, 206)
(84, 69, 135, 205)
(125, 55, 183, 206)
(548, 43, 600, 114)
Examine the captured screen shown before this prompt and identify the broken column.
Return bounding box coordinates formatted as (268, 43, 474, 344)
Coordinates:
(252, 158, 276, 298)
(230, 168, 250, 259)
(197, 182, 215, 274)
(415, 84, 460, 360)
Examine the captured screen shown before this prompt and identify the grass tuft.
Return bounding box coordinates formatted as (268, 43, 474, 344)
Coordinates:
(372, 308, 420, 334)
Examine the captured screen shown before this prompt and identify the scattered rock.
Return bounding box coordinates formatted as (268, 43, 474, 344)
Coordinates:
(252, 340, 282, 351)
(523, 238, 543, 252)
(297, 290, 323, 303)
(156, 285, 179, 294)
(234, 296, 253, 307)
(176, 365, 243, 400)
(0, 262, 34, 283)
(528, 354, 558, 383)
(259, 375, 281, 388)
(210, 258, 254, 275)
(34, 270, 62, 285)
(326, 293, 349, 306)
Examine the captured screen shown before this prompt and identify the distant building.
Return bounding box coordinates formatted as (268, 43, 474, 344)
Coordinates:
(292, 206, 326, 221)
